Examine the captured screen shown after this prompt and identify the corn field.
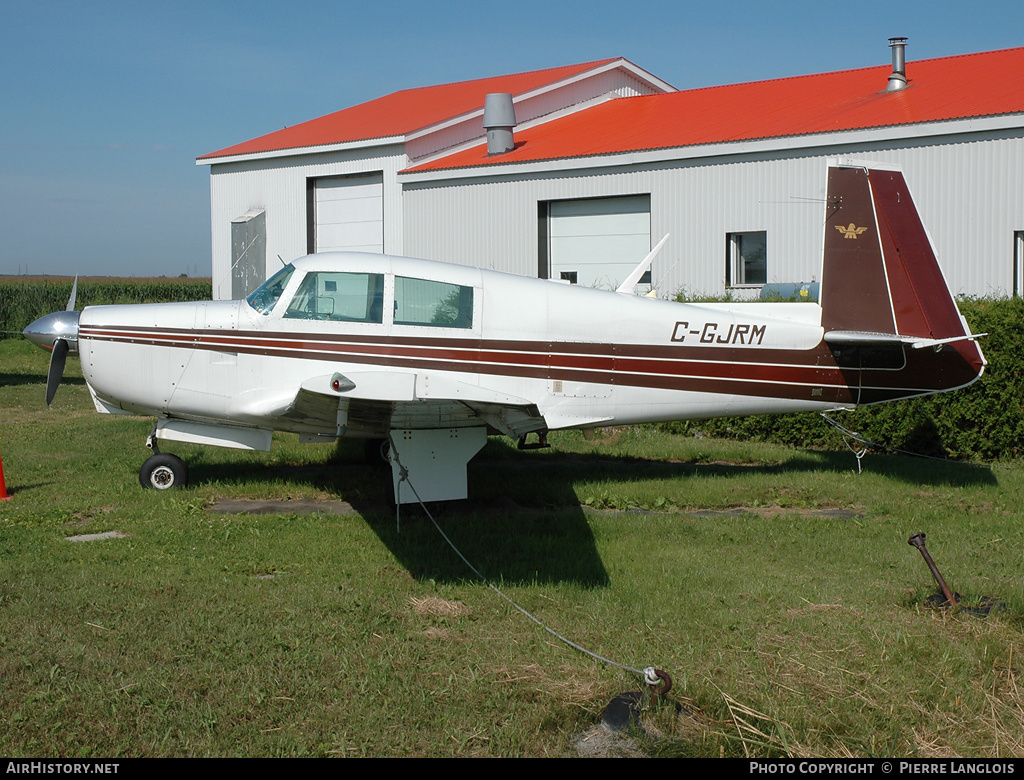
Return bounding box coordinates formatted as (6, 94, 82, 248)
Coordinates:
(0, 276, 212, 337)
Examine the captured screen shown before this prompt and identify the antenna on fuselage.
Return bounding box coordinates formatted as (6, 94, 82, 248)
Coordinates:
(616, 234, 670, 295)
(648, 259, 680, 299)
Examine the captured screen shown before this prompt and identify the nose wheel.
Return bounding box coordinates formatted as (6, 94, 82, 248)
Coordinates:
(139, 453, 189, 490)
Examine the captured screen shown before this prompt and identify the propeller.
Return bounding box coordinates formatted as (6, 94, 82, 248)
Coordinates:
(66, 276, 77, 312)
(22, 277, 81, 406)
(46, 338, 70, 405)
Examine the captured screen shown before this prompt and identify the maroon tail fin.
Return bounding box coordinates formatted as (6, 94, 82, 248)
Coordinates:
(821, 165, 971, 340)
(820, 166, 898, 335)
(820, 163, 984, 391)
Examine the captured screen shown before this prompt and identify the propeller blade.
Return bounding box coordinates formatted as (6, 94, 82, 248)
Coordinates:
(46, 338, 69, 406)
(66, 276, 78, 311)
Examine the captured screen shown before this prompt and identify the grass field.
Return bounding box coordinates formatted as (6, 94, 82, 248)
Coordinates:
(1, 337, 1022, 757)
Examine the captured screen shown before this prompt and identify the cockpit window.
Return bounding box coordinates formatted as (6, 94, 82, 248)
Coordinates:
(394, 276, 474, 328)
(246, 264, 295, 314)
(284, 272, 385, 322)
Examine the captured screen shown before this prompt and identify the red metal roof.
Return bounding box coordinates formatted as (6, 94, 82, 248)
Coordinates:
(407, 47, 1024, 173)
(199, 58, 621, 160)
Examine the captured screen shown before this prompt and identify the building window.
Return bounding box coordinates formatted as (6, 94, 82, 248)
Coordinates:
(1015, 231, 1024, 297)
(727, 231, 767, 287)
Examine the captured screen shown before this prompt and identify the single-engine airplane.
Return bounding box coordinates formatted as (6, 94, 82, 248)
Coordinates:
(24, 162, 985, 503)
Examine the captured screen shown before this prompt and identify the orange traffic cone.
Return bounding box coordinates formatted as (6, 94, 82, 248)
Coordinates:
(0, 446, 11, 500)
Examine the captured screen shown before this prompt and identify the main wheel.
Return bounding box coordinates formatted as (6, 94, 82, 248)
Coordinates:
(139, 453, 189, 490)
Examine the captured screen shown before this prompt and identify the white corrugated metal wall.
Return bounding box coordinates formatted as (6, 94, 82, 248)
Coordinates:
(400, 127, 1024, 298)
(201, 61, 681, 300)
(207, 144, 405, 299)
(205, 123, 1024, 300)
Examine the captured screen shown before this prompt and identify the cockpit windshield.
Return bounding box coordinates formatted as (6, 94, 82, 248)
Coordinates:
(246, 264, 296, 314)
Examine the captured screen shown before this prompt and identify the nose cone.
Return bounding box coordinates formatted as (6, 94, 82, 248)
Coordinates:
(23, 310, 81, 353)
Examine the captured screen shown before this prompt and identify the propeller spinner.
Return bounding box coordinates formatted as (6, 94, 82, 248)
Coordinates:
(22, 278, 81, 406)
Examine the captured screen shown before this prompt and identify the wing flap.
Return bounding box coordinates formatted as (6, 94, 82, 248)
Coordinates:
(273, 371, 549, 440)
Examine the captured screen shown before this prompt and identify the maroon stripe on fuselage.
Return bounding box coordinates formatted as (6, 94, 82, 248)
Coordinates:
(79, 323, 838, 379)
(77, 323, 977, 404)
(83, 323, 828, 365)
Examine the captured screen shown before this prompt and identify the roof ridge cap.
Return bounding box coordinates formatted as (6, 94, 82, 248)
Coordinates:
(384, 57, 623, 97)
(677, 45, 1024, 94)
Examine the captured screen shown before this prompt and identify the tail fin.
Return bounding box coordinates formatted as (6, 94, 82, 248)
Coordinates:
(821, 164, 969, 339)
(820, 163, 984, 391)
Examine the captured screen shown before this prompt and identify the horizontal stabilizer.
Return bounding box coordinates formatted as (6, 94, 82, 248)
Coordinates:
(824, 330, 987, 350)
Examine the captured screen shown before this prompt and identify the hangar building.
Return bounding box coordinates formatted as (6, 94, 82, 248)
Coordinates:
(198, 42, 1024, 301)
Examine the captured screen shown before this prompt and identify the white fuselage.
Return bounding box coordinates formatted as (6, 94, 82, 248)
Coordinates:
(78, 253, 837, 444)
(36, 162, 985, 502)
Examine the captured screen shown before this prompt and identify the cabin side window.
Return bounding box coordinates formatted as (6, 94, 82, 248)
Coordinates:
(394, 276, 474, 328)
(283, 272, 385, 322)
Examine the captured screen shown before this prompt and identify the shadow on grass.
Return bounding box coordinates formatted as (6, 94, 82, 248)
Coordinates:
(0, 481, 53, 497)
(165, 434, 1000, 514)
(471, 437, 998, 489)
(0, 371, 86, 388)
(174, 435, 996, 585)
(851, 452, 998, 487)
(360, 502, 612, 589)
(180, 444, 611, 588)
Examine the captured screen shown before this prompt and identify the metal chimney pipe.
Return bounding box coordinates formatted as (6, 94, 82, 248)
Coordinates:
(887, 37, 909, 91)
(483, 93, 517, 155)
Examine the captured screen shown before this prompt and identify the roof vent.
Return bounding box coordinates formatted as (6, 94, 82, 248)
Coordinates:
(886, 37, 909, 91)
(482, 93, 517, 155)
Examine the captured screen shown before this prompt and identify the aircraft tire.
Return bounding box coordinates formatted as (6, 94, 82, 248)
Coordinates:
(139, 453, 189, 490)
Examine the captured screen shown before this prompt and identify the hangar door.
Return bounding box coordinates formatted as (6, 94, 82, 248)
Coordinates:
(545, 195, 651, 290)
(311, 172, 384, 254)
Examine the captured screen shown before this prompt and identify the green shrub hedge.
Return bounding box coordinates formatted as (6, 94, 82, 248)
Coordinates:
(661, 297, 1024, 462)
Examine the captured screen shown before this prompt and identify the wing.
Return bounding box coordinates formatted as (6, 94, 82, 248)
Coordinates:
(274, 370, 549, 441)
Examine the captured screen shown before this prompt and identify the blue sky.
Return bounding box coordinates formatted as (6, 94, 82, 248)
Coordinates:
(1, 0, 1019, 278)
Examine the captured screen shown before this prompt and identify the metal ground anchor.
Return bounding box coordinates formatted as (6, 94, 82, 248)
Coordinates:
(644, 667, 673, 698)
(908, 532, 957, 607)
(601, 669, 681, 735)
